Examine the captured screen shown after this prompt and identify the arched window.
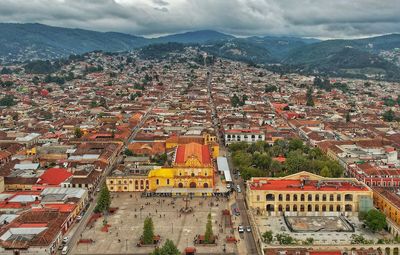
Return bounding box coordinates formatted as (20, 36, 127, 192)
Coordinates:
(266, 194, 275, 201)
(286, 194, 290, 201)
(308, 194, 312, 201)
(345, 194, 353, 201)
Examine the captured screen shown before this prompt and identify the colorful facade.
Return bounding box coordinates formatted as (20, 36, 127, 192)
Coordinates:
(148, 142, 215, 191)
(246, 171, 373, 216)
(373, 187, 400, 238)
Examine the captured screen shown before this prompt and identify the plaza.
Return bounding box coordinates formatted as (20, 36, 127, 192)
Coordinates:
(72, 192, 238, 254)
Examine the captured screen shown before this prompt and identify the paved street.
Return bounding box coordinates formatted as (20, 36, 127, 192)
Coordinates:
(206, 63, 259, 255)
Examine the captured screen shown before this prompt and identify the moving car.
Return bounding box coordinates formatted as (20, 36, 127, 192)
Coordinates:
(234, 207, 240, 216)
(246, 226, 251, 232)
(238, 225, 244, 233)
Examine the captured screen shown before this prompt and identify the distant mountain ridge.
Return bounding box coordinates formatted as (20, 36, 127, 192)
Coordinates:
(1, 23, 400, 80)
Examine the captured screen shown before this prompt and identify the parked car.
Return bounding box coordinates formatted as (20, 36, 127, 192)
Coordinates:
(234, 207, 240, 216)
(76, 215, 82, 221)
(62, 236, 69, 244)
(238, 225, 244, 233)
(246, 226, 251, 232)
(61, 245, 69, 255)
(236, 185, 241, 193)
(226, 183, 231, 189)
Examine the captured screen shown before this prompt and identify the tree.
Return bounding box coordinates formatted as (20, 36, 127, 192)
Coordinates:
(90, 100, 98, 108)
(345, 111, 351, 122)
(365, 209, 387, 232)
(306, 87, 315, 107)
(262, 231, 273, 244)
(94, 185, 111, 213)
(304, 237, 314, 245)
(231, 94, 241, 107)
(151, 239, 180, 255)
(320, 166, 331, 177)
(204, 213, 214, 244)
(124, 149, 134, 156)
(383, 110, 395, 122)
(265, 85, 277, 93)
(285, 151, 309, 174)
(275, 233, 295, 245)
(288, 139, 304, 152)
(74, 128, 83, 138)
(143, 217, 155, 245)
(0, 95, 17, 107)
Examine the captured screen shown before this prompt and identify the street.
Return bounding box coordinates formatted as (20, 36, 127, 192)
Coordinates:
(206, 62, 259, 255)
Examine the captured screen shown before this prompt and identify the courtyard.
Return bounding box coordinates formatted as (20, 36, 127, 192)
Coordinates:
(72, 192, 238, 254)
(284, 216, 354, 232)
(252, 210, 393, 245)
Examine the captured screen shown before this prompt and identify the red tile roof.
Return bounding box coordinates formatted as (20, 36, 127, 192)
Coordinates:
(249, 179, 369, 192)
(174, 143, 211, 166)
(37, 168, 72, 185)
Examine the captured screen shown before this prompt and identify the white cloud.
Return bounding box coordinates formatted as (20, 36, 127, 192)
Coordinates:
(0, 0, 398, 38)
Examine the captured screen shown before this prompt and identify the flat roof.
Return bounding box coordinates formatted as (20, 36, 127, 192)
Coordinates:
(217, 157, 232, 182)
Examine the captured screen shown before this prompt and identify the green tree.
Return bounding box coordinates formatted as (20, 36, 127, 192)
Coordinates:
(265, 85, 278, 93)
(124, 149, 134, 156)
(304, 237, 314, 245)
(365, 209, 387, 232)
(288, 139, 304, 152)
(143, 217, 155, 245)
(231, 94, 241, 107)
(74, 128, 83, 138)
(320, 166, 331, 177)
(151, 239, 181, 255)
(383, 109, 395, 122)
(0, 95, 17, 107)
(285, 151, 309, 173)
(94, 185, 111, 213)
(90, 100, 98, 108)
(306, 87, 315, 107)
(346, 111, 351, 122)
(275, 233, 295, 245)
(262, 230, 273, 244)
(204, 213, 214, 244)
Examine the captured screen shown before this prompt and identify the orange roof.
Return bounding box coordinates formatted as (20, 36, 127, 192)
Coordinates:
(44, 204, 76, 213)
(175, 142, 211, 166)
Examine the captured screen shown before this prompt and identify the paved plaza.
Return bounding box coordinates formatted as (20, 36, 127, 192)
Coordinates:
(72, 192, 239, 254)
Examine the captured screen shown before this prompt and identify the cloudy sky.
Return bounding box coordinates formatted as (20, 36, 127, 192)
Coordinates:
(0, 0, 399, 38)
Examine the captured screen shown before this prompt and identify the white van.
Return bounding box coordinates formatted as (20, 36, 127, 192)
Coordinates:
(61, 245, 69, 255)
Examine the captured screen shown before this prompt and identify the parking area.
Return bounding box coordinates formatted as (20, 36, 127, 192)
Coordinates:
(71, 192, 238, 254)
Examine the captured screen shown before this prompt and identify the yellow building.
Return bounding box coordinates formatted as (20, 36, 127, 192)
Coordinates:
(148, 142, 215, 192)
(107, 143, 216, 195)
(246, 171, 373, 216)
(373, 187, 400, 238)
(107, 175, 149, 192)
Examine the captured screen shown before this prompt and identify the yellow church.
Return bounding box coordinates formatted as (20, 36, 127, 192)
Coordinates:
(147, 142, 215, 192)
